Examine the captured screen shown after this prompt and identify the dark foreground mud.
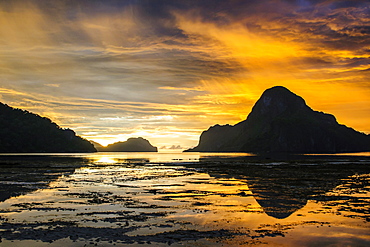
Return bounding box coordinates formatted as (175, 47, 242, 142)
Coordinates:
(0, 154, 369, 246)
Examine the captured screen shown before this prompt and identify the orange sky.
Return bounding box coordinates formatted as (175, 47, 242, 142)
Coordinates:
(0, 0, 369, 149)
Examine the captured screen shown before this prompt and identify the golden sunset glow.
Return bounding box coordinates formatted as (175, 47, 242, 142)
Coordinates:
(0, 0, 369, 149)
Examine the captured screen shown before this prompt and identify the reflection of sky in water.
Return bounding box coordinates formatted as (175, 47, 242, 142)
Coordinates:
(0, 153, 369, 246)
(0, 151, 255, 163)
(88, 152, 255, 164)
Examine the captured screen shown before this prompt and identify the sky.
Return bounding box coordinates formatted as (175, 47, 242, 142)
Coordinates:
(0, 0, 369, 149)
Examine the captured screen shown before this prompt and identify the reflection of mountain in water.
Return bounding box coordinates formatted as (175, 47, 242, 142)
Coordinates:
(197, 155, 370, 219)
(0, 156, 88, 202)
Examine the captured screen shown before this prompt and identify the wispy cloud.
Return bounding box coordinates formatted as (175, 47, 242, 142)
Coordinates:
(0, 0, 369, 148)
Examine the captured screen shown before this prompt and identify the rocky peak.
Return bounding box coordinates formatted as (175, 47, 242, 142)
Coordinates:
(247, 86, 309, 121)
(186, 86, 370, 153)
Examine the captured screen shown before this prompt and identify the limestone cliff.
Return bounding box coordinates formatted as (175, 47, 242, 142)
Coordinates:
(186, 86, 370, 153)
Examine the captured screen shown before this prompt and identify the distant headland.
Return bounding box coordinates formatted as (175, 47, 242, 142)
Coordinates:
(0, 102, 96, 153)
(186, 86, 370, 153)
(93, 137, 158, 152)
(0, 102, 158, 153)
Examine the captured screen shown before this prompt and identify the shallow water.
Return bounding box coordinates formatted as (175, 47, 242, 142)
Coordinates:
(0, 152, 369, 246)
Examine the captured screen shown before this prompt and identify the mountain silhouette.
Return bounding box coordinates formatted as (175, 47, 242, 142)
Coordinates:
(187, 86, 370, 153)
(96, 137, 158, 152)
(0, 102, 96, 153)
(91, 141, 104, 151)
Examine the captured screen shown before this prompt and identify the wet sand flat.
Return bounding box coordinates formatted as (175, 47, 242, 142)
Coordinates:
(0, 153, 369, 246)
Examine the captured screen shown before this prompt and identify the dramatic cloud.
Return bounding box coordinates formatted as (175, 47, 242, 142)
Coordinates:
(0, 0, 369, 149)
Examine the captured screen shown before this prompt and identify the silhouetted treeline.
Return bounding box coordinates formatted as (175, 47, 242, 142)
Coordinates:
(0, 102, 96, 153)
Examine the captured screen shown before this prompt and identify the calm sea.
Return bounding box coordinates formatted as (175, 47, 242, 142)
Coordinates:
(0, 152, 369, 246)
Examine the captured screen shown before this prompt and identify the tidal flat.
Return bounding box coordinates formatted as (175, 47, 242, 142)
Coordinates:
(0, 153, 369, 246)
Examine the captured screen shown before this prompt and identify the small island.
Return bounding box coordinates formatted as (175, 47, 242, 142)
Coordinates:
(186, 86, 370, 153)
(94, 137, 158, 152)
